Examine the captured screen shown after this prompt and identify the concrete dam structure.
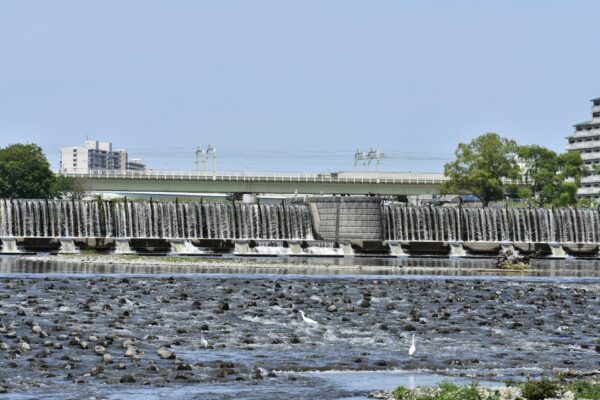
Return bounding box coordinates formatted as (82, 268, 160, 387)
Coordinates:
(1, 197, 599, 257)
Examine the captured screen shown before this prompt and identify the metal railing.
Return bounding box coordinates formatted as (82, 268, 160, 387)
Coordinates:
(59, 169, 452, 185)
(59, 169, 527, 186)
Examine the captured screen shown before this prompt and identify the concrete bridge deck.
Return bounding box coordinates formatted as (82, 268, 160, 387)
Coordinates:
(61, 170, 524, 196)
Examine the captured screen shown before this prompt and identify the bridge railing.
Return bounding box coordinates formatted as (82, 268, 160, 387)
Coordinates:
(59, 170, 453, 185)
(59, 170, 525, 186)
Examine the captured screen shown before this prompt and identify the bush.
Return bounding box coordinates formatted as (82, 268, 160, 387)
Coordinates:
(520, 378, 558, 400)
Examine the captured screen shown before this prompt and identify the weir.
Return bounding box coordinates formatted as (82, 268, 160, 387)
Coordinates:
(0, 199, 313, 240)
(114, 239, 134, 254)
(0, 237, 19, 253)
(387, 240, 407, 257)
(2, 198, 600, 258)
(58, 238, 78, 254)
(169, 239, 202, 254)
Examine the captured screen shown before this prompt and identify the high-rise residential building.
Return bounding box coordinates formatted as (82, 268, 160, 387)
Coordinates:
(60, 140, 146, 173)
(566, 97, 600, 202)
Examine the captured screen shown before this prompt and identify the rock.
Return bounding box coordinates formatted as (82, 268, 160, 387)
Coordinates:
(176, 362, 193, 371)
(88, 335, 98, 342)
(6, 331, 16, 338)
(17, 341, 31, 353)
(94, 345, 106, 355)
(327, 305, 337, 312)
(32, 325, 42, 333)
(68, 337, 81, 346)
(251, 366, 263, 380)
(102, 353, 113, 363)
(124, 346, 137, 357)
(115, 363, 127, 370)
(120, 374, 135, 383)
(80, 341, 88, 349)
(157, 347, 175, 359)
(0, 342, 8, 351)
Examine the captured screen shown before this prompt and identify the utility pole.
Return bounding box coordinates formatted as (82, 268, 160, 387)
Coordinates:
(354, 148, 365, 174)
(366, 147, 384, 180)
(206, 145, 216, 177)
(195, 146, 205, 176)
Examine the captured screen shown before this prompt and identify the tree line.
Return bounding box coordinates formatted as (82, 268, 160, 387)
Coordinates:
(0, 143, 86, 200)
(442, 132, 586, 207)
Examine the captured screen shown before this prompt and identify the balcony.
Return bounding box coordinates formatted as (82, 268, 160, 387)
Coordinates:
(580, 152, 600, 160)
(581, 175, 600, 184)
(577, 187, 600, 196)
(565, 141, 600, 151)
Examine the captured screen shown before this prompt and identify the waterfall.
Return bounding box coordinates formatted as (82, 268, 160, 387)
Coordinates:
(1, 237, 19, 253)
(305, 240, 343, 256)
(382, 205, 600, 244)
(0, 199, 314, 240)
(114, 238, 134, 254)
(59, 238, 79, 254)
(252, 240, 292, 255)
(169, 239, 202, 254)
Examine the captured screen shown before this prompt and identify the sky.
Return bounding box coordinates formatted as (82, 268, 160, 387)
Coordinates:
(1, 0, 599, 173)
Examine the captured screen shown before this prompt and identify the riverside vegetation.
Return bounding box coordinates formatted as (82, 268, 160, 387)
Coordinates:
(390, 379, 600, 400)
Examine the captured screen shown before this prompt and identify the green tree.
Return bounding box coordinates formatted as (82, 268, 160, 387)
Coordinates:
(518, 145, 583, 207)
(442, 132, 520, 206)
(0, 144, 55, 198)
(51, 176, 89, 200)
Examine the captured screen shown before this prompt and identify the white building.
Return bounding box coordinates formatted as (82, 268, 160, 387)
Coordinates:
(60, 140, 146, 173)
(566, 97, 600, 201)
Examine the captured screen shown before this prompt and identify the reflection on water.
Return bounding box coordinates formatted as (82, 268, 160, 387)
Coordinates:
(1, 256, 600, 280)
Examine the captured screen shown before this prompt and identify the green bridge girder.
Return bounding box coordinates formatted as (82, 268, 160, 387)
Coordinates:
(61, 171, 524, 196)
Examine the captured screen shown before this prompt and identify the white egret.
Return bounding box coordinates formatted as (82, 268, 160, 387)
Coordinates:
(299, 310, 318, 325)
(408, 334, 416, 356)
(200, 332, 209, 348)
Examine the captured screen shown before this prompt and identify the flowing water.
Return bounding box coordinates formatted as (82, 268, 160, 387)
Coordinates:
(383, 206, 600, 243)
(0, 200, 313, 240)
(0, 256, 599, 399)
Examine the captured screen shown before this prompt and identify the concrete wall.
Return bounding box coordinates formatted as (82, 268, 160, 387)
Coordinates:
(307, 197, 383, 241)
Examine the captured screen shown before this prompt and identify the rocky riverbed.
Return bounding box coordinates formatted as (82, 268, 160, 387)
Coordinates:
(0, 257, 599, 398)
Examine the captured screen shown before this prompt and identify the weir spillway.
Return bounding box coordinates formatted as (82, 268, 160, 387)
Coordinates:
(1, 198, 600, 257)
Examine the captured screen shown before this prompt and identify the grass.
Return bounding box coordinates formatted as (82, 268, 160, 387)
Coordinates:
(393, 379, 600, 400)
(567, 381, 600, 399)
(393, 381, 503, 400)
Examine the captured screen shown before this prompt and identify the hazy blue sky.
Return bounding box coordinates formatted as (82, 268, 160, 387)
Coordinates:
(1, 1, 599, 172)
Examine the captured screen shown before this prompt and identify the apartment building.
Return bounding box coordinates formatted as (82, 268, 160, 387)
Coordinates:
(566, 97, 600, 201)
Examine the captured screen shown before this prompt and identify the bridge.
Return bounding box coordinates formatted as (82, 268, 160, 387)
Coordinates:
(60, 170, 456, 197)
(61, 170, 526, 197)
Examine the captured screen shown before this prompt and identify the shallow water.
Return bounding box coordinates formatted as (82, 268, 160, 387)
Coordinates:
(0, 256, 599, 399)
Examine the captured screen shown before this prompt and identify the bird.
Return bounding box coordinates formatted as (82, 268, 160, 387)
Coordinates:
(200, 332, 209, 348)
(299, 310, 318, 325)
(408, 334, 416, 356)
